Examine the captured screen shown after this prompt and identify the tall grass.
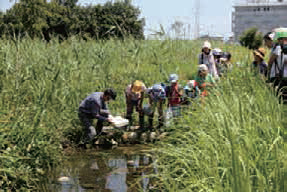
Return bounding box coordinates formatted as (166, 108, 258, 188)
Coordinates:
(152, 66, 287, 191)
(0, 37, 263, 190)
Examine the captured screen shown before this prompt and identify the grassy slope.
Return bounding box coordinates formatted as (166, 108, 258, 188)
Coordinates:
(0, 38, 285, 191)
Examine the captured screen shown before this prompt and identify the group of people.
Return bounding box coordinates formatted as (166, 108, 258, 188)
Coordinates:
(251, 28, 287, 97)
(78, 41, 233, 141)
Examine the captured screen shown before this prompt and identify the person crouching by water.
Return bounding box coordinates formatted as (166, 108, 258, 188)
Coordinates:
(195, 64, 216, 98)
(78, 88, 117, 141)
(146, 83, 166, 131)
(125, 80, 146, 131)
(252, 47, 267, 78)
(166, 74, 183, 117)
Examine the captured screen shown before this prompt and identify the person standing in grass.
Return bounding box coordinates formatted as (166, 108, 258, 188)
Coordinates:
(166, 74, 183, 117)
(252, 47, 267, 78)
(194, 64, 216, 97)
(78, 88, 117, 140)
(125, 80, 146, 131)
(198, 41, 219, 79)
(145, 83, 166, 131)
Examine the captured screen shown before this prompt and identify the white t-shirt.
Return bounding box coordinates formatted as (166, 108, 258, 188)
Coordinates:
(270, 45, 282, 78)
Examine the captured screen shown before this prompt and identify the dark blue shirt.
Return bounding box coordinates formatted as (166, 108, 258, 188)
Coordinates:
(252, 61, 267, 76)
(79, 92, 109, 121)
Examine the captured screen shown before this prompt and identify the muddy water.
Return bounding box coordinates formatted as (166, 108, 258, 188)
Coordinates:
(43, 145, 156, 192)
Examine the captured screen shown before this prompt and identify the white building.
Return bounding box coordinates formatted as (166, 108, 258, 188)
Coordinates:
(232, 0, 287, 41)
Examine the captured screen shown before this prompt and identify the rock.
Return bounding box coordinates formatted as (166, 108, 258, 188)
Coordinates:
(150, 132, 157, 142)
(58, 176, 70, 182)
(140, 132, 148, 142)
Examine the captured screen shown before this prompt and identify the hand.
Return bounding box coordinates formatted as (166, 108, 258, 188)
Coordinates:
(107, 118, 113, 123)
(205, 83, 213, 87)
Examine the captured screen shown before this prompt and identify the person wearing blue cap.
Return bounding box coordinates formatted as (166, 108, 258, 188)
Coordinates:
(145, 83, 166, 131)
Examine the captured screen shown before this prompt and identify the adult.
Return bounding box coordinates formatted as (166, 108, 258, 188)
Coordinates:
(198, 41, 219, 79)
(267, 28, 287, 85)
(78, 88, 117, 140)
(125, 80, 146, 130)
(145, 83, 166, 131)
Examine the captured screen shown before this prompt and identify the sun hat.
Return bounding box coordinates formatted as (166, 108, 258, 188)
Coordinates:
(273, 28, 287, 41)
(168, 74, 179, 83)
(212, 48, 222, 56)
(198, 64, 208, 72)
(131, 80, 144, 93)
(202, 41, 211, 49)
(253, 47, 266, 59)
(151, 84, 166, 100)
(187, 80, 196, 89)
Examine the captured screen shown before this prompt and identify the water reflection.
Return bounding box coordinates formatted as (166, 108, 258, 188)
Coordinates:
(46, 146, 154, 192)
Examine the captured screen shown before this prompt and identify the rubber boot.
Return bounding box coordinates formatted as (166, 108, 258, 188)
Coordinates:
(125, 115, 132, 131)
(139, 115, 145, 132)
(148, 117, 154, 132)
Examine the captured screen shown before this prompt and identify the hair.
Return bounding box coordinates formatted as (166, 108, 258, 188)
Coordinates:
(264, 32, 273, 41)
(104, 88, 117, 100)
(222, 52, 231, 60)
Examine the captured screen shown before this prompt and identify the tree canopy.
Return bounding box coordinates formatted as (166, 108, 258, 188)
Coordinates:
(0, 0, 145, 40)
(239, 27, 263, 50)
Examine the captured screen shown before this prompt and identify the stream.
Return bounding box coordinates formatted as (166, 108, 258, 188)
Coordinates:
(42, 145, 157, 192)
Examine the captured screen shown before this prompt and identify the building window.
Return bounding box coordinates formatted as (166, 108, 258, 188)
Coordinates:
(258, 8, 260, 11)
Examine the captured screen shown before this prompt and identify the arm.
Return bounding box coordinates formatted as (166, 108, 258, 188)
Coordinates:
(91, 102, 109, 121)
(267, 54, 277, 72)
(210, 56, 219, 79)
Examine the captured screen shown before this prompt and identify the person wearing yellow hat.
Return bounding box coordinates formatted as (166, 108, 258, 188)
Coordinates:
(125, 80, 146, 131)
(252, 47, 267, 77)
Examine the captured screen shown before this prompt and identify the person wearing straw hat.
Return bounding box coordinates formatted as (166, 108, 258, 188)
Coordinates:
(125, 80, 146, 131)
(252, 47, 267, 77)
(198, 41, 219, 79)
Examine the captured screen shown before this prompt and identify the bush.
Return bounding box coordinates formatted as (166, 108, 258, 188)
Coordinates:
(0, 0, 144, 40)
(239, 27, 263, 50)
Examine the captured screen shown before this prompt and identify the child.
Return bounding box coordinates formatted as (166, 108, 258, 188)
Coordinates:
(252, 47, 267, 78)
(194, 64, 216, 97)
(165, 74, 183, 117)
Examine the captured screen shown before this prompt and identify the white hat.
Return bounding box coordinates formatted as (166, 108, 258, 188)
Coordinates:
(198, 64, 208, 72)
(202, 41, 211, 49)
(169, 74, 179, 83)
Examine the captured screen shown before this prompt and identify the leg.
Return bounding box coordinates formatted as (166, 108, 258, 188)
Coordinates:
(136, 100, 145, 131)
(96, 120, 104, 136)
(157, 101, 164, 129)
(78, 111, 95, 141)
(126, 99, 134, 127)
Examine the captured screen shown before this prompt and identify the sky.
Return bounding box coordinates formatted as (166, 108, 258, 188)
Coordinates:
(0, 0, 234, 39)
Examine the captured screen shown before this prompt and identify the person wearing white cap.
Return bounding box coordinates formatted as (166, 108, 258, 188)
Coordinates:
(165, 74, 183, 117)
(198, 41, 218, 79)
(194, 64, 216, 97)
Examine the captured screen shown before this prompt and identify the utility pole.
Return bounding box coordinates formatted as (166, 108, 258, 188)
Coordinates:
(194, 0, 200, 39)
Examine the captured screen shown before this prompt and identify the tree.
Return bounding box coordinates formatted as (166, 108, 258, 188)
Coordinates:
(239, 27, 263, 50)
(0, 0, 145, 40)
